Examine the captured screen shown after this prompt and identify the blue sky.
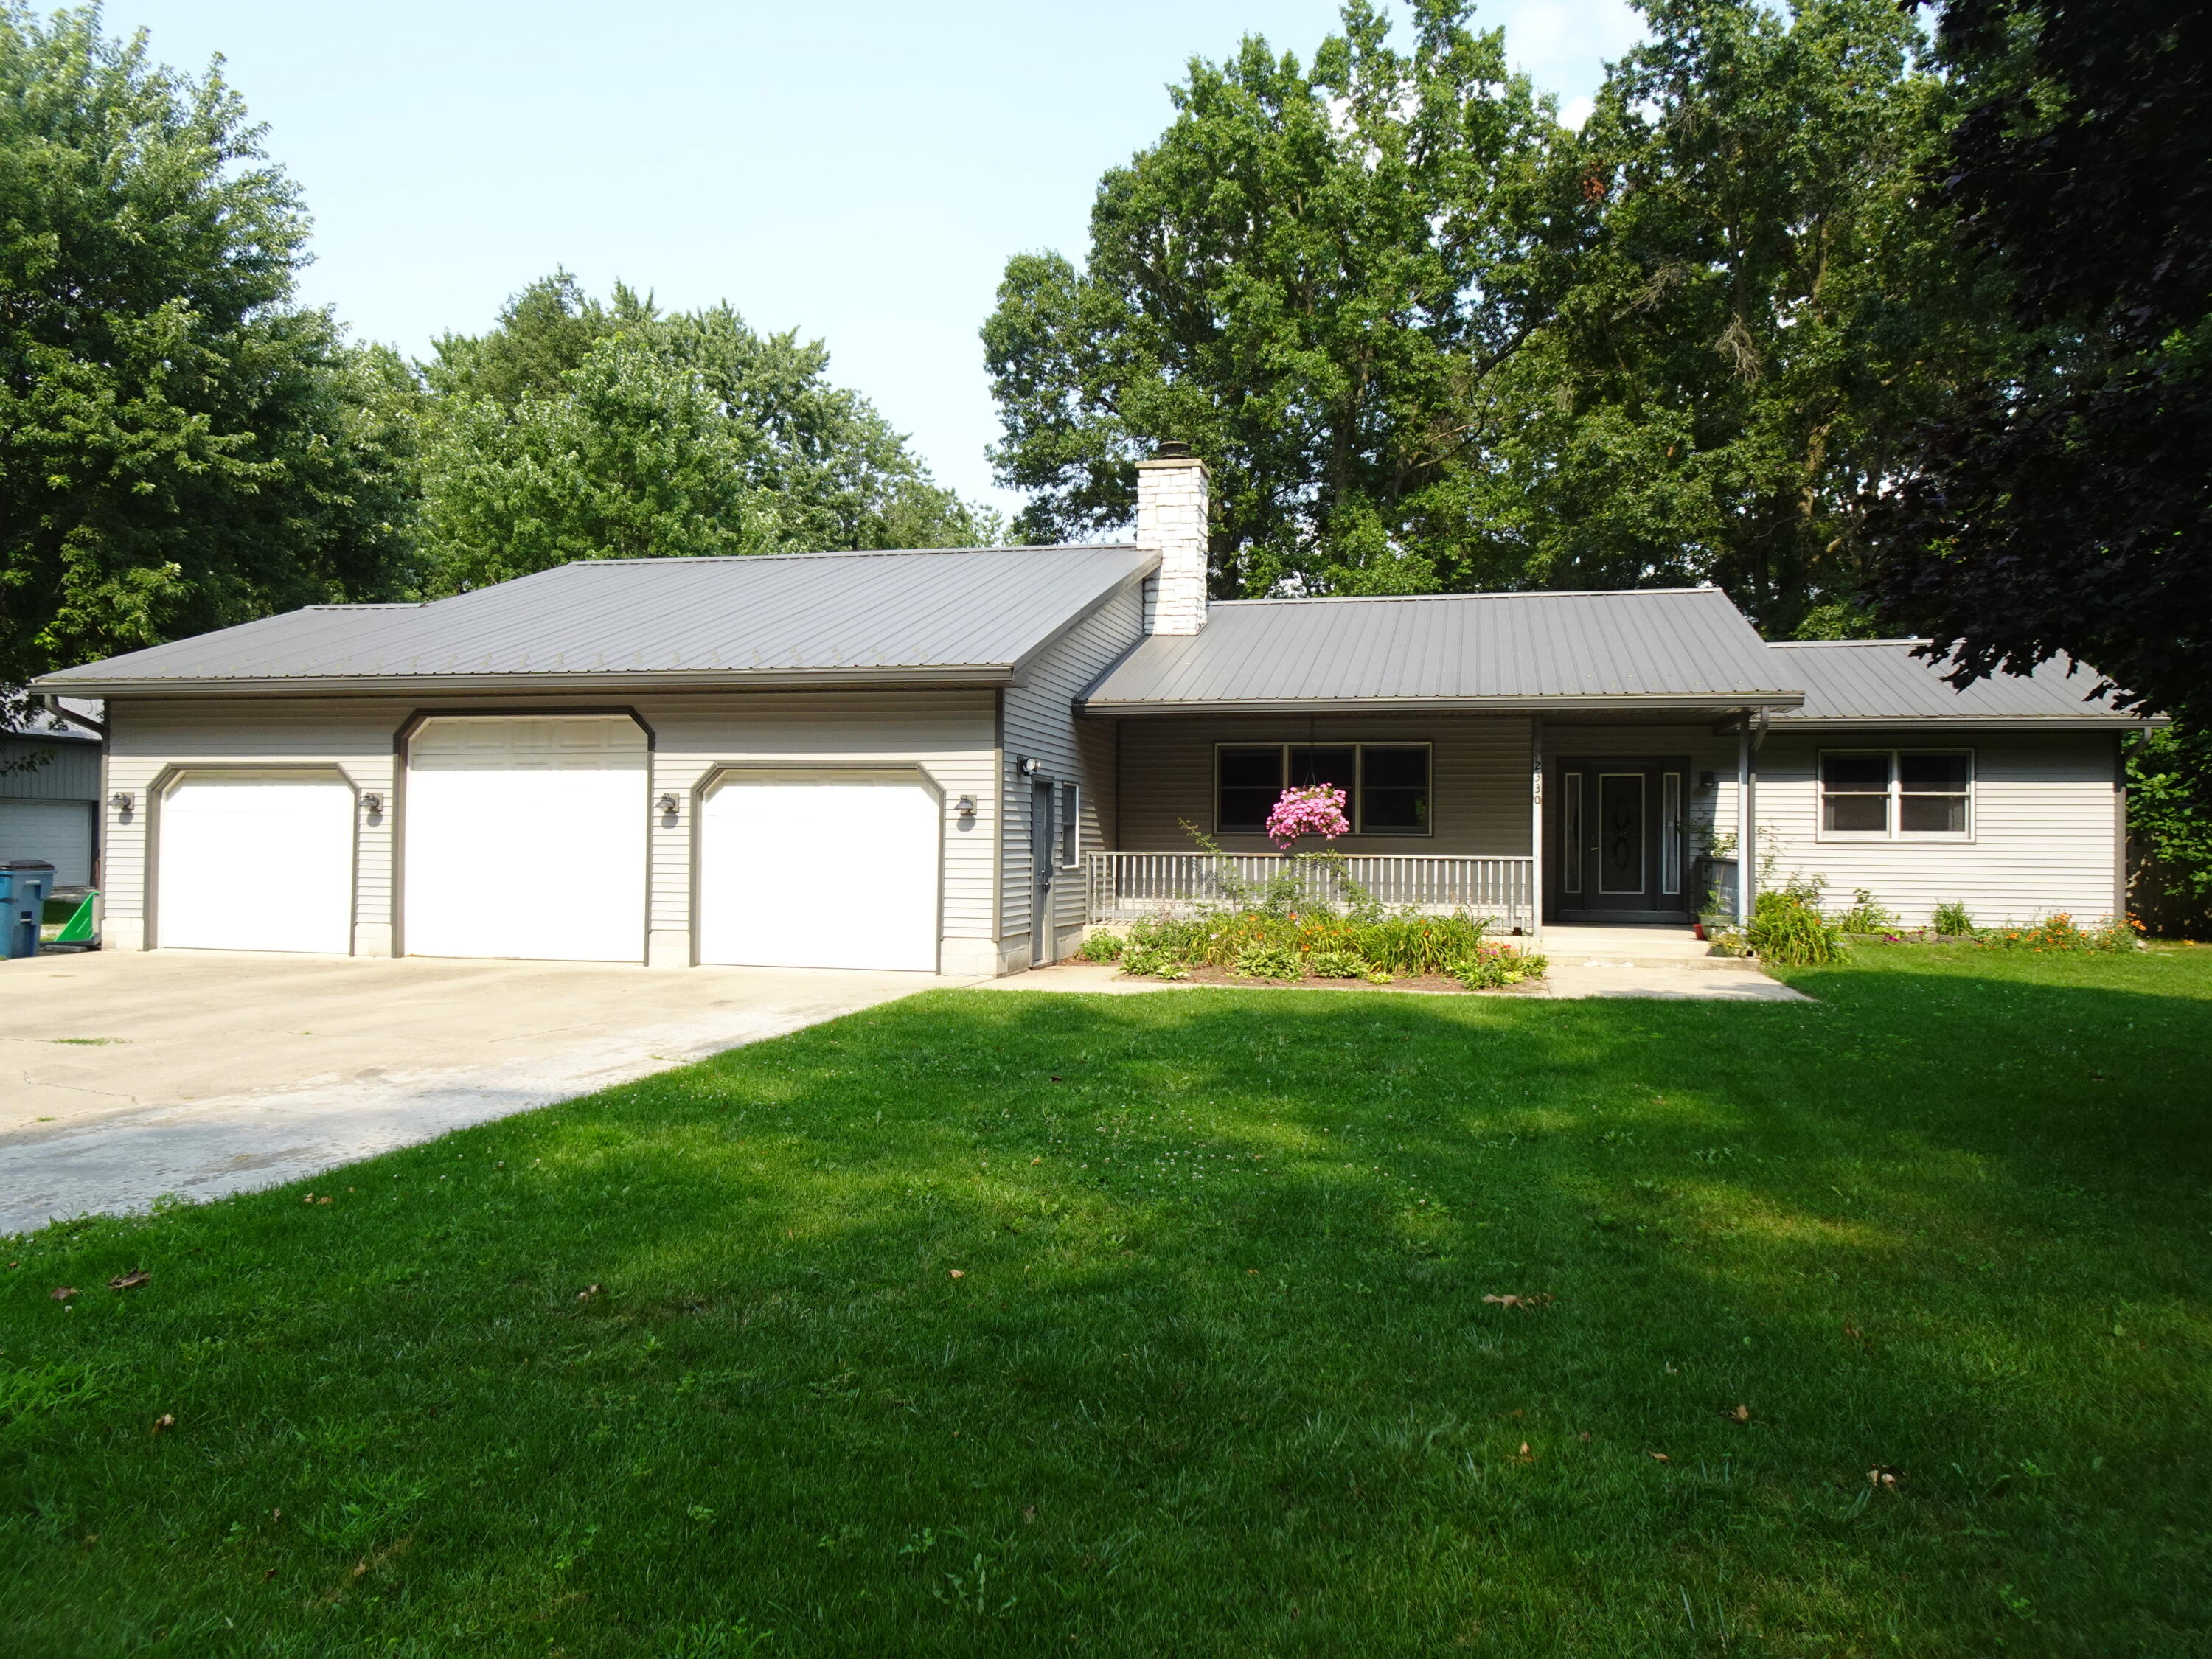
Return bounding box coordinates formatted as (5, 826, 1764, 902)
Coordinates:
(106, 1, 1644, 517)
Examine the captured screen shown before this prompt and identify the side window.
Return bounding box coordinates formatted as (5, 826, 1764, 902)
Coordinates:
(1899, 753, 1971, 834)
(1059, 782, 1079, 866)
(1820, 753, 1891, 833)
(1360, 745, 1430, 833)
(1217, 746, 1284, 832)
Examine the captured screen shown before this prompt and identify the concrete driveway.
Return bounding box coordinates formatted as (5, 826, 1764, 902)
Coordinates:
(1, 950, 975, 1236)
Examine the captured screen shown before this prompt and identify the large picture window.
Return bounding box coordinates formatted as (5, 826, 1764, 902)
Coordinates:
(1214, 743, 1432, 835)
(1820, 750, 1973, 840)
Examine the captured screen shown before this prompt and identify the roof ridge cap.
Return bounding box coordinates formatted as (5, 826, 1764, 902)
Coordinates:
(558, 543, 1141, 569)
(1213, 585, 1722, 607)
(1768, 637, 1932, 648)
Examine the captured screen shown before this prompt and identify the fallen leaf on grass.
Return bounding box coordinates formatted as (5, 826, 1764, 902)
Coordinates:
(1022, 1506, 1037, 1523)
(1722, 1404, 1750, 1425)
(1481, 1292, 1554, 1310)
(262, 1568, 277, 1582)
(109, 1270, 150, 1291)
(1031, 1157, 1043, 1165)
(576, 1284, 601, 1301)
(1515, 1442, 1534, 1464)
(1649, 1453, 1670, 1464)
(151, 1414, 175, 1435)
(948, 1269, 966, 1279)
(50, 1285, 74, 1301)
(1868, 1464, 1902, 1492)
(1579, 1432, 1591, 1444)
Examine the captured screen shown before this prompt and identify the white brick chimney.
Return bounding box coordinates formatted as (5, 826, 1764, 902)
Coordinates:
(1135, 442, 1210, 636)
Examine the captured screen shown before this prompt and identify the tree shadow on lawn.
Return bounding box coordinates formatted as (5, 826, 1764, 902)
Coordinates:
(4, 974, 2208, 1658)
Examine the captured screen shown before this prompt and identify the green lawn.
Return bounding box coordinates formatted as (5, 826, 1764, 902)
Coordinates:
(4, 949, 2209, 1657)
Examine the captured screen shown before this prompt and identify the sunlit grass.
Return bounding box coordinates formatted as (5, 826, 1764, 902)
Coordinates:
(2, 945, 2208, 1656)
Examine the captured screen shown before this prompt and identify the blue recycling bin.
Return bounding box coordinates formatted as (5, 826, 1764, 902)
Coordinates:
(1, 860, 56, 960)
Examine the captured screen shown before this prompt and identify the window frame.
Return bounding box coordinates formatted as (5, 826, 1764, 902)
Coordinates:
(1057, 781, 1081, 869)
(1211, 741, 1435, 838)
(1817, 747, 1975, 843)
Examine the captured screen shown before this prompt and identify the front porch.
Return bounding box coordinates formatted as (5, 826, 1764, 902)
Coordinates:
(1083, 850, 1540, 933)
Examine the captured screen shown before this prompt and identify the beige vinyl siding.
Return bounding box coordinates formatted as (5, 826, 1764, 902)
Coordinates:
(1115, 712, 1537, 857)
(1, 738, 102, 801)
(105, 688, 999, 966)
(1754, 729, 2123, 927)
(1002, 582, 1144, 961)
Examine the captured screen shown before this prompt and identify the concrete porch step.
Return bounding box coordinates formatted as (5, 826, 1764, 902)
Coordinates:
(1534, 925, 1763, 973)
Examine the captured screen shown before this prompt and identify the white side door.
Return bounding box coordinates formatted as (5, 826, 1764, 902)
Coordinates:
(0, 800, 94, 886)
(157, 775, 354, 953)
(698, 773, 939, 971)
(403, 715, 647, 962)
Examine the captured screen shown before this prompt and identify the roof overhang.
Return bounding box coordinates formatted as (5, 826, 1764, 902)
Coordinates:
(1082, 693, 1806, 718)
(37, 665, 1026, 699)
(1764, 716, 2164, 731)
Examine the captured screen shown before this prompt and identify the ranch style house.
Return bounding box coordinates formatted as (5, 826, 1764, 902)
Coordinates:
(30, 448, 2149, 974)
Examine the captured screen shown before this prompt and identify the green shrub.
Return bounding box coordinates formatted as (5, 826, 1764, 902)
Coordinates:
(1118, 945, 1188, 979)
(1307, 948, 1366, 979)
(1447, 946, 1548, 990)
(1979, 913, 2140, 953)
(1834, 888, 1899, 932)
(1231, 942, 1307, 981)
(1746, 891, 1847, 966)
(1929, 900, 1975, 937)
(1075, 932, 1127, 964)
(1126, 908, 1491, 977)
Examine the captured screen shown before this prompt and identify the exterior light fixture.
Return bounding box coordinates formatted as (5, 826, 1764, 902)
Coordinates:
(955, 794, 977, 815)
(655, 793, 679, 814)
(1015, 755, 1040, 776)
(361, 792, 385, 815)
(110, 791, 134, 813)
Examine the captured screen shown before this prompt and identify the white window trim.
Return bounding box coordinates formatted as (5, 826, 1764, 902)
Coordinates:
(1817, 747, 1976, 843)
(1057, 782, 1082, 869)
(1211, 742, 1435, 838)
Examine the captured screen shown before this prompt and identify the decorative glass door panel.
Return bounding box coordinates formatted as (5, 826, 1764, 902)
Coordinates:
(1558, 757, 1691, 919)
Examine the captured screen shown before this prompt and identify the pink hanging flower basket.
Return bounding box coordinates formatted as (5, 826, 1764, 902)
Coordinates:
(1265, 783, 1350, 849)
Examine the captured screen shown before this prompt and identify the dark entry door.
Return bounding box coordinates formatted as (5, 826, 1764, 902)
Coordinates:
(1557, 757, 1690, 921)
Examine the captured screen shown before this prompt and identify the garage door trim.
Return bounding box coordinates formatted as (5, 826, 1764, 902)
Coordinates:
(147, 763, 360, 952)
(691, 762, 946, 973)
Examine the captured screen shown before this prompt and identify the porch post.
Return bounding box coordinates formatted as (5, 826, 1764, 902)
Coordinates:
(1736, 713, 1757, 922)
(1528, 716, 1543, 936)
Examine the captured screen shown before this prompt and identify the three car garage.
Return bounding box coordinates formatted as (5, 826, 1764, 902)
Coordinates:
(139, 714, 951, 973)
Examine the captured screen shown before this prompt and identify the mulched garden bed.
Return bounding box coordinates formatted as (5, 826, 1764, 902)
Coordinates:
(1114, 964, 1547, 994)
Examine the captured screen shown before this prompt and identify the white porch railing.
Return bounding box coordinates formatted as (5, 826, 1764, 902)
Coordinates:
(1085, 852, 1538, 933)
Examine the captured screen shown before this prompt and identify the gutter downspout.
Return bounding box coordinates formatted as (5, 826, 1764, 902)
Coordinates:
(34, 693, 105, 739)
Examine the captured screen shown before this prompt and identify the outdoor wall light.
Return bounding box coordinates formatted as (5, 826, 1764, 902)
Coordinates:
(1697, 771, 1717, 793)
(110, 791, 133, 813)
(955, 794, 977, 815)
(361, 792, 385, 815)
(655, 793, 679, 814)
(1015, 754, 1040, 776)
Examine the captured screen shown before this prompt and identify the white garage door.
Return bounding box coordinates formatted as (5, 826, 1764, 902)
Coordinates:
(158, 775, 353, 953)
(403, 716, 647, 962)
(699, 773, 939, 971)
(0, 800, 94, 886)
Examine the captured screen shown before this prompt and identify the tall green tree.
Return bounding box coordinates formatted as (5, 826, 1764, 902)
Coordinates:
(420, 274, 996, 591)
(0, 5, 419, 704)
(981, 0, 1582, 597)
(1485, 0, 1999, 633)
(1871, 0, 2211, 723)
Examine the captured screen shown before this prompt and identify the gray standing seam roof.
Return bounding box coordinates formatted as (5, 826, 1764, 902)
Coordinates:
(1766, 640, 2146, 723)
(32, 545, 1158, 692)
(1082, 587, 1803, 710)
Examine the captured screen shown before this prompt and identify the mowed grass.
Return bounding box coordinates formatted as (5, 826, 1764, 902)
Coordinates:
(4, 950, 2210, 1657)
